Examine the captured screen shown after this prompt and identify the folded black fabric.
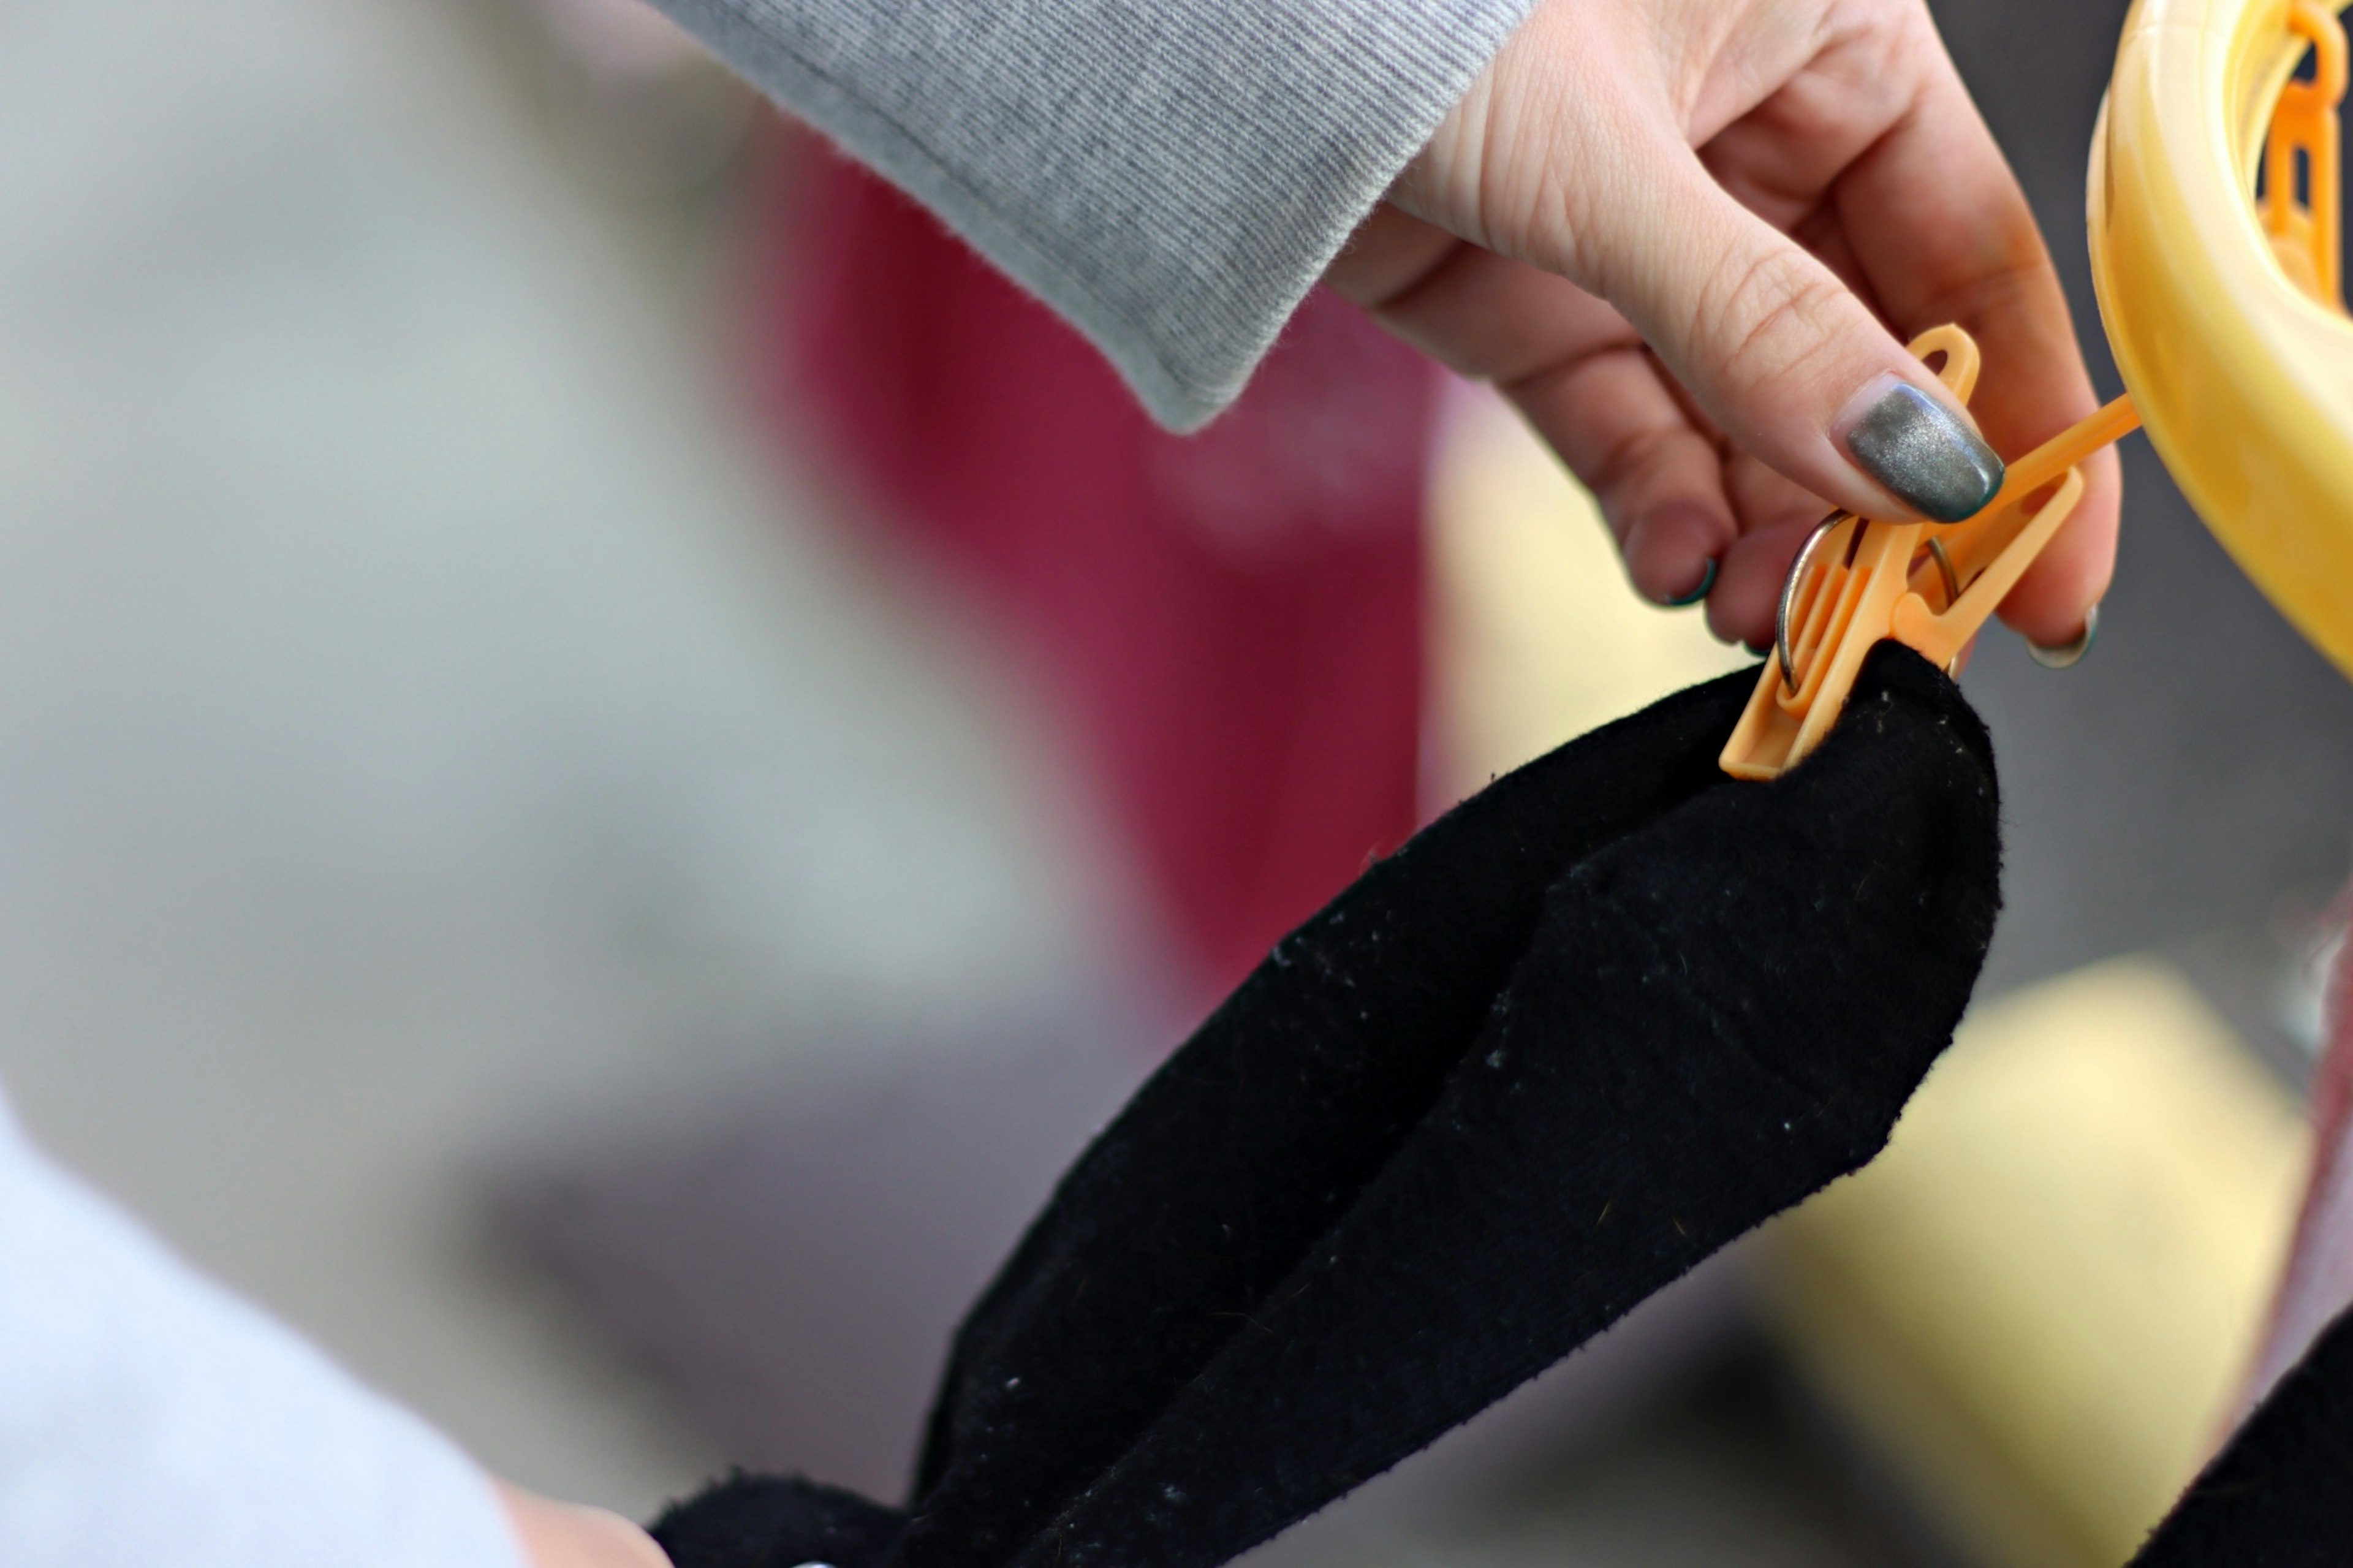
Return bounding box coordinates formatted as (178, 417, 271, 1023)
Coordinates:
(2126, 1303, 2353, 1566)
(653, 643, 2003, 1568)
(651, 1474, 905, 1568)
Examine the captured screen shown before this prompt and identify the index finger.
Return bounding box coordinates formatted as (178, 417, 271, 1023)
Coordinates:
(1832, 42, 2119, 646)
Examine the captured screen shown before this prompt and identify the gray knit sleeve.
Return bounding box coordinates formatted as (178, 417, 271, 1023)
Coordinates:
(647, 0, 1534, 428)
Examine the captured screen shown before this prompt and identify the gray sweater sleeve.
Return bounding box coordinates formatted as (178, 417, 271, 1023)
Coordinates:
(648, 0, 1534, 428)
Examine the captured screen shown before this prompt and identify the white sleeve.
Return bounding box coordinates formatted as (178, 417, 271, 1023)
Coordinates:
(0, 1093, 529, 1568)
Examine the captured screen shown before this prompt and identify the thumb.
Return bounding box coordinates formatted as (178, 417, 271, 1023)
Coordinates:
(1588, 145, 2004, 526)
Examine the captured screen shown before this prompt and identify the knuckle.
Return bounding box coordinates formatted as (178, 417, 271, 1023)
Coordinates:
(1587, 423, 1687, 507)
(1699, 244, 1851, 403)
(1914, 253, 2046, 336)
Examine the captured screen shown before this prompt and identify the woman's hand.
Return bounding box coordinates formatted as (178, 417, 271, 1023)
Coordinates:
(498, 1480, 673, 1568)
(1326, 0, 2114, 651)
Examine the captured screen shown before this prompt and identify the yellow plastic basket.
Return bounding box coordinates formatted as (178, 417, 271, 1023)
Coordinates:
(2093, 0, 2353, 677)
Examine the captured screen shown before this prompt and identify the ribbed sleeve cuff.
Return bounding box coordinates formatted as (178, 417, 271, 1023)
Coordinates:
(654, 0, 1535, 427)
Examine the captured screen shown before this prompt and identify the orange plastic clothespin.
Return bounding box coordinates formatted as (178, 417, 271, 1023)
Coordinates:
(1719, 325, 2142, 781)
(2260, 0, 2346, 306)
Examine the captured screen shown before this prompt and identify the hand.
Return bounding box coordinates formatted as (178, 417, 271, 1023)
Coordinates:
(1325, 0, 2115, 650)
(498, 1480, 673, 1568)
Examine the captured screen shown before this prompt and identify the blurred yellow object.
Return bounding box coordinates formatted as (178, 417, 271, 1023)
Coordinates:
(1426, 388, 1749, 801)
(2091, 0, 2353, 676)
(1760, 960, 2310, 1568)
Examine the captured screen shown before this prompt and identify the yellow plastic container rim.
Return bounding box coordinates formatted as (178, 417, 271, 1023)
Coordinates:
(2091, 0, 2353, 676)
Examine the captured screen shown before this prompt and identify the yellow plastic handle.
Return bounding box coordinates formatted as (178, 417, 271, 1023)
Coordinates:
(2092, 0, 2353, 676)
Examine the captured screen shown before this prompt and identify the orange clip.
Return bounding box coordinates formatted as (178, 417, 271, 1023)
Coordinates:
(2260, 0, 2346, 307)
(1719, 325, 2142, 781)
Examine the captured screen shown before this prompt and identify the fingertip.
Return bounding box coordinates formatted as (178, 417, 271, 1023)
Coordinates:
(1706, 518, 1813, 649)
(1623, 501, 1734, 606)
(2025, 604, 2098, 668)
(498, 1483, 675, 1568)
(1996, 450, 2119, 645)
(1998, 574, 2105, 650)
(1662, 555, 1718, 607)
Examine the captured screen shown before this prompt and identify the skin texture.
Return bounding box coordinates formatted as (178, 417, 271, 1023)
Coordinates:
(498, 1481, 675, 1568)
(1324, 0, 2116, 650)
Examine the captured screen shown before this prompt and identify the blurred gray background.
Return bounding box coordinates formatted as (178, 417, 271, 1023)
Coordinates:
(0, 0, 1115, 1512)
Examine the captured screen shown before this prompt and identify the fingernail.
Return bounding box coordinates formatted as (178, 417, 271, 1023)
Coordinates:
(1659, 556, 1718, 607)
(1837, 374, 2004, 523)
(1629, 502, 1729, 607)
(2026, 602, 2099, 668)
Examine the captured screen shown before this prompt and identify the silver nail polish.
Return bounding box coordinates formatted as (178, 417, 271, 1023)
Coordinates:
(1843, 380, 2005, 523)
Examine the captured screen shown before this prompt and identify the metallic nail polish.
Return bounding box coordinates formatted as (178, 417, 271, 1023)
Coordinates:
(1661, 556, 1718, 607)
(1839, 376, 2004, 523)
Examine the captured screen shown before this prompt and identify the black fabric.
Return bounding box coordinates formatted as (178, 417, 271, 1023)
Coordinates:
(2126, 1303, 2353, 1566)
(653, 643, 2003, 1568)
(649, 1473, 907, 1568)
